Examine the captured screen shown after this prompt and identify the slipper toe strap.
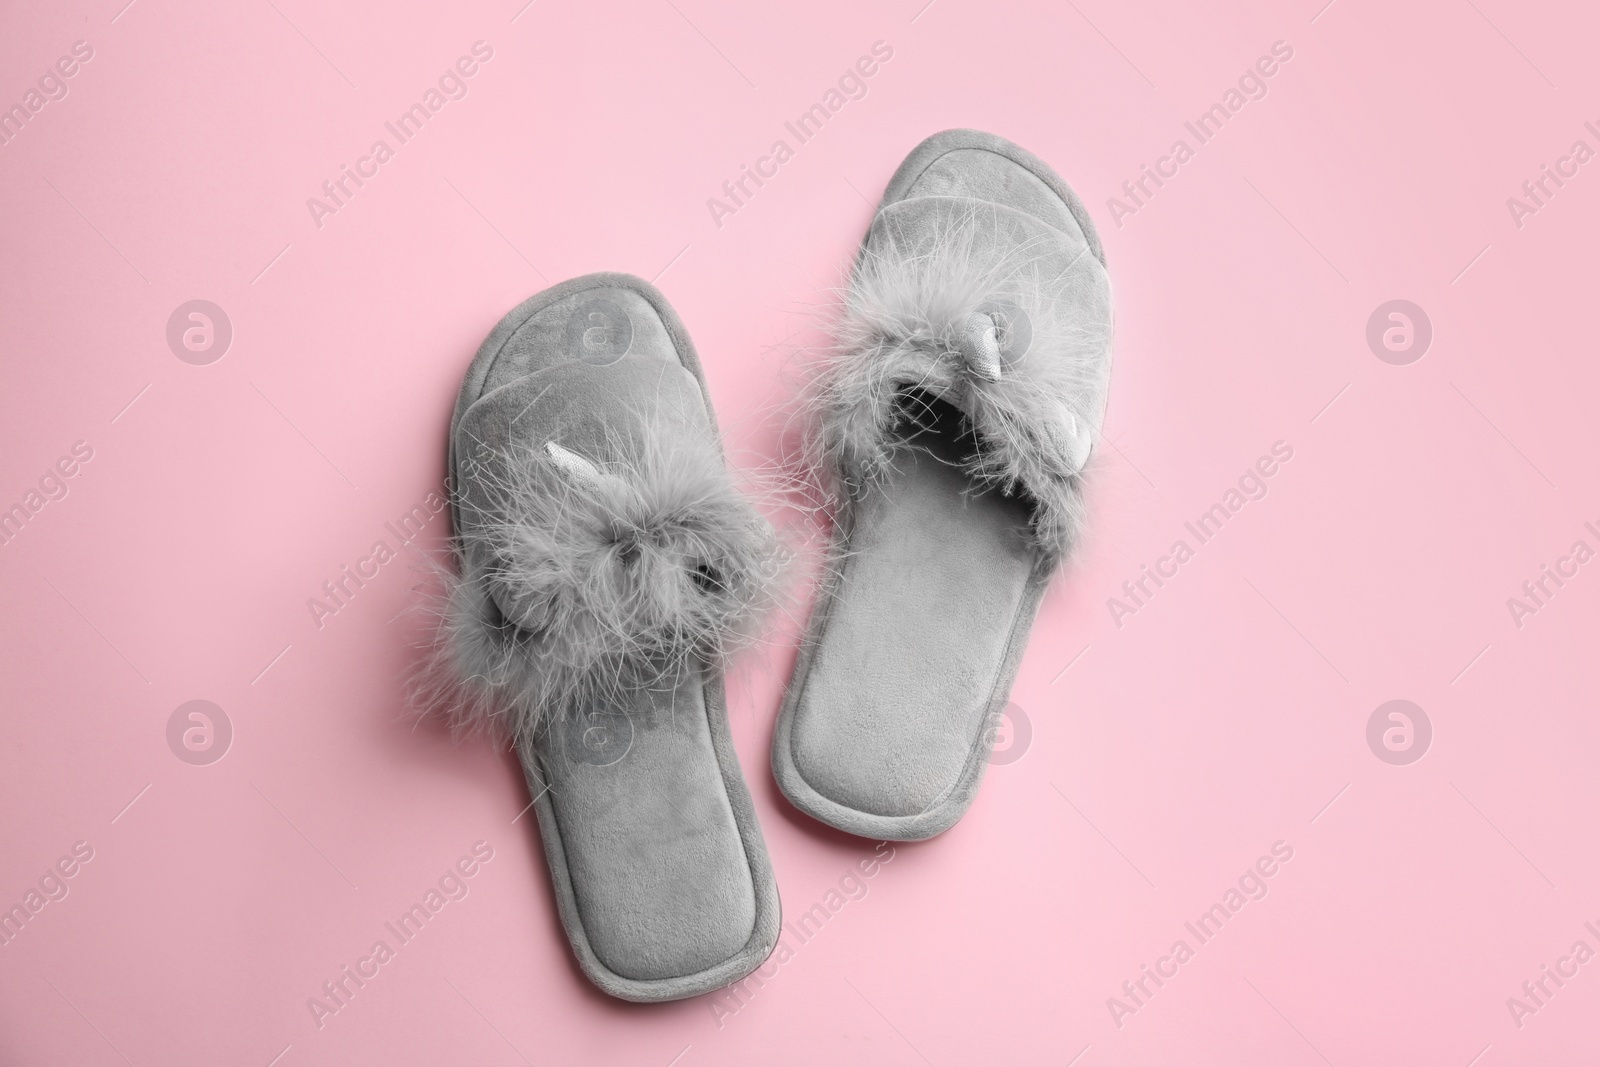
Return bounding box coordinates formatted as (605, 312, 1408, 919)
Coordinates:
(811, 199, 1113, 561)
(455, 432, 780, 741)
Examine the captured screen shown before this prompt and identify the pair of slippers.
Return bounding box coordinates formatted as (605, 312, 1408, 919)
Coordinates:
(432, 130, 1113, 1001)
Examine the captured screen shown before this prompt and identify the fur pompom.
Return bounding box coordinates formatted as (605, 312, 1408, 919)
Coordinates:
(804, 204, 1112, 561)
(420, 425, 783, 745)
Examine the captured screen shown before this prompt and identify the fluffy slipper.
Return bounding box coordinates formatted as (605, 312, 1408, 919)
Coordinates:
(435, 273, 783, 1001)
(772, 129, 1114, 841)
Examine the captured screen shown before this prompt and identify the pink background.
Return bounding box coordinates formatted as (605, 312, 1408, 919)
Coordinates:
(3, 0, 1598, 1063)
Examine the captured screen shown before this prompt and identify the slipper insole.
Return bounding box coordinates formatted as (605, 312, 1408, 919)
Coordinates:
(789, 394, 1036, 818)
(527, 668, 756, 981)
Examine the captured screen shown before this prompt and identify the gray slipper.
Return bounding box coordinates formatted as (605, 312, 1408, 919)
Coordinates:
(436, 273, 782, 1001)
(772, 129, 1113, 841)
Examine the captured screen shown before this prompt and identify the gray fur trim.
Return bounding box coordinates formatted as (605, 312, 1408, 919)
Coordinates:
(806, 205, 1110, 562)
(423, 425, 782, 745)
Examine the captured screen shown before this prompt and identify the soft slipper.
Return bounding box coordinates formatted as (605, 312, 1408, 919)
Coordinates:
(772, 129, 1113, 841)
(433, 273, 783, 1001)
